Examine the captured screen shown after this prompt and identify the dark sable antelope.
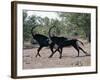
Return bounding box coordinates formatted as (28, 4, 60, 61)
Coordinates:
(51, 38, 89, 59)
(31, 26, 50, 57)
(48, 26, 89, 59)
(48, 26, 68, 58)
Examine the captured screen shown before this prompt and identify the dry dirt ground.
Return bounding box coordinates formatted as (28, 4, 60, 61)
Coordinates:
(23, 41, 90, 69)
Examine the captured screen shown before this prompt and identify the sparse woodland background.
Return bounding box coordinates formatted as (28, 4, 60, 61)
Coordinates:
(23, 11, 91, 45)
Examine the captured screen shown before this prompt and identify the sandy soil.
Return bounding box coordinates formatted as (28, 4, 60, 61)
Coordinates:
(23, 42, 91, 69)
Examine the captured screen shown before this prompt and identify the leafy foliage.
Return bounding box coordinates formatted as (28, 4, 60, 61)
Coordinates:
(58, 12, 91, 41)
(23, 11, 91, 42)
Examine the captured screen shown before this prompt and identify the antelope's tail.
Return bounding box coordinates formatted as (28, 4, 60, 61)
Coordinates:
(77, 40, 84, 46)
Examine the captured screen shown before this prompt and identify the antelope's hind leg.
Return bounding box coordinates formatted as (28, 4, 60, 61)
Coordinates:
(73, 45, 80, 57)
(79, 47, 90, 56)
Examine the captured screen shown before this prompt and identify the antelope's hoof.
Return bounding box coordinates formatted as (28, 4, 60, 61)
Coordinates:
(48, 56, 52, 58)
(59, 57, 62, 59)
(86, 54, 90, 56)
(76, 55, 80, 57)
